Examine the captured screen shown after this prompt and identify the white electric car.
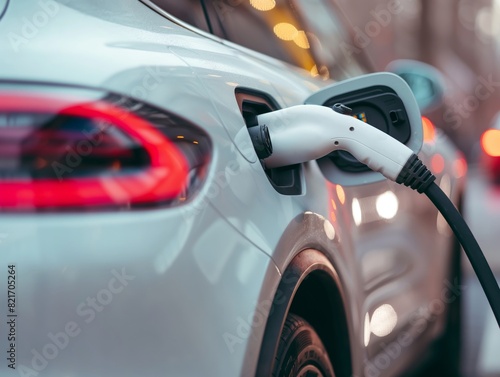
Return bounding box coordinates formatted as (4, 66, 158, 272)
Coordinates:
(0, 0, 466, 376)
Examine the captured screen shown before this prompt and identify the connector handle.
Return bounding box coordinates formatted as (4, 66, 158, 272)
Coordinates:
(258, 105, 413, 181)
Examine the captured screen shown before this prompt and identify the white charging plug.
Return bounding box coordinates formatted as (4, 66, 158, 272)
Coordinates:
(257, 104, 414, 181)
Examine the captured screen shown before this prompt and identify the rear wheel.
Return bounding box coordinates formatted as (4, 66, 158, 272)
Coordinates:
(273, 313, 335, 377)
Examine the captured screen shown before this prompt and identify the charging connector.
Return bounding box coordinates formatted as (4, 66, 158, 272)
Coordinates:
(257, 105, 414, 181)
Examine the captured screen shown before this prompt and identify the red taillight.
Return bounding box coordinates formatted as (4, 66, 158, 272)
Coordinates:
(0, 92, 198, 210)
(481, 129, 500, 157)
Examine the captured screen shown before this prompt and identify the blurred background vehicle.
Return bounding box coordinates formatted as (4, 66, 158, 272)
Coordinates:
(480, 113, 500, 182)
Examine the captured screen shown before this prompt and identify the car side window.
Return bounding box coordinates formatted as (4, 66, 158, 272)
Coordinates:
(148, 0, 211, 32)
(203, 0, 321, 76)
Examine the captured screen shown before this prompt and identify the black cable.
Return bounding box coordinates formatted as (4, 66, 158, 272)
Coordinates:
(397, 154, 500, 327)
(424, 182, 500, 327)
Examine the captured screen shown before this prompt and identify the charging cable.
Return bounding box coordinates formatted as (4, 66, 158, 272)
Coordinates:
(256, 104, 500, 327)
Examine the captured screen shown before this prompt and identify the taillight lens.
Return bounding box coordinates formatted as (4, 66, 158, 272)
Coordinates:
(481, 129, 500, 157)
(0, 90, 211, 211)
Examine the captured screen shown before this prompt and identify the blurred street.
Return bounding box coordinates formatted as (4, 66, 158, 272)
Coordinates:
(462, 165, 500, 377)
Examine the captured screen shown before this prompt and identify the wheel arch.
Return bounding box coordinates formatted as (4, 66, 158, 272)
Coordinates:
(255, 248, 353, 377)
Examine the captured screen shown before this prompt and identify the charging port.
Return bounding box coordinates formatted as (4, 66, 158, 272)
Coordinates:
(235, 88, 302, 195)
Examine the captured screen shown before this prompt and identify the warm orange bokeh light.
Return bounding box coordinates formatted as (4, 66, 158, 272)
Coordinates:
(454, 157, 467, 178)
(422, 116, 436, 143)
(336, 185, 346, 205)
(330, 198, 337, 211)
(481, 129, 500, 157)
(431, 154, 445, 174)
(273, 23, 298, 41)
(293, 30, 310, 49)
(250, 0, 276, 11)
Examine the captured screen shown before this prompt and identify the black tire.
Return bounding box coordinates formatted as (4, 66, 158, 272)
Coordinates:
(273, 313, 335, 377)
